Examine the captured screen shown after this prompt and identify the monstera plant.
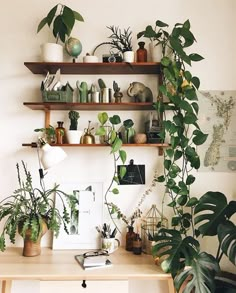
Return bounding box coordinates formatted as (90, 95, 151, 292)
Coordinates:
(144, 20, 236, 292)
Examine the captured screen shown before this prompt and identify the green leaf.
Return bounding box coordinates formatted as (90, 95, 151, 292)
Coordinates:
(174, 150, 182, 161)
(37, 17, 48, 33)
(46, 4, 58, 27)
(62, 6, 75, 33)
(189, 53, 204, 62)
(172, 215, 181, 226)
(171, 136, 179, 148)
(95, 126, 106, 136)
(156, 20, 169, 27)
(177, 194, 188, 206)
(111, 137, 122, 153)
(109, 115, 121, 125)
(164, 159, 171, 170)
(174, 252, 219, 293)
(119, 150, 127, 164)
(153, 229, 199, 277)
(173, 113, 183, 126)
(112, 188, 119, 194)
(119, 166, 127, 179)
(191, 102, 199, 114)
(179, 100, 193, 113)
(191, 76, 200, 89)
(168, 201, 176, 207)
(186, 197, 198, 207)
(166, 148, 174, 158)
(194, 191, 236, 236)
(110, 130, 117, 143)
(186, 174, 195, 185)
(218, 220, 236, 265)
(184, 113, 198, 124)
(73, 10, 84, 22)
(98, 112, 108, 125)
(157, 175, 165, 182)
(161, 56, 171, 66)
(193, 130, 208, 145)
(123, 119, 134, 129)
(185, 88, 198, 100)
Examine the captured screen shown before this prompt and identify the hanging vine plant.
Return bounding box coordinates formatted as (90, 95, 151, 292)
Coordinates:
(137, 19, 236, 293)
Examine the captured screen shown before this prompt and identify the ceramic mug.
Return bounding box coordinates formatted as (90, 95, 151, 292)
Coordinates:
(101, 238, 120, 253)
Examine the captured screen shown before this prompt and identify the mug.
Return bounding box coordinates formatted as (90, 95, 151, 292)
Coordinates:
(101, 238, 120, 253)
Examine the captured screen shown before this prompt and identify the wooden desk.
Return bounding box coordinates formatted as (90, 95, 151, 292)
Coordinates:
(0, 247, 175, 293)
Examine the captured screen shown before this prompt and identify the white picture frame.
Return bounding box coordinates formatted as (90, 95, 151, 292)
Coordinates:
(52, 182, 103, 250)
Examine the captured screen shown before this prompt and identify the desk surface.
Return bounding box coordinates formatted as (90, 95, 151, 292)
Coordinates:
(0, 247, 170, 281)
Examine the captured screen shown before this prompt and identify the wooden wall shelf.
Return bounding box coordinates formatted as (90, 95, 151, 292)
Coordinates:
(23, 102, 154, 111)
(24, 62, 161, 75)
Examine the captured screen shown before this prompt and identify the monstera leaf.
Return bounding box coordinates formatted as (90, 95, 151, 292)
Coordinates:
(153, 229, 199, 278)
(174, 252, 220, 293)
(194, 191, 236, 236)
(218, 220, 236, 265)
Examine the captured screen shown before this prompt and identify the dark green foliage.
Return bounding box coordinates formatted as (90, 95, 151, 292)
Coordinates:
(37, 4, 84, 43)
(145, 19, 236, 293)
(0, 161, 78, 252)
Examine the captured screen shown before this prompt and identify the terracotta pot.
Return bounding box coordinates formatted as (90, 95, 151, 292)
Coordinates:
(18, 220, 48, 257)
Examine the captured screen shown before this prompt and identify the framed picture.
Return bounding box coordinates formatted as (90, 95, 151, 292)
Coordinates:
(52, 182, 103, 250)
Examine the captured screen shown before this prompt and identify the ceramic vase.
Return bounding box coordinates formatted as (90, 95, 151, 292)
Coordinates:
(67, 130, 83, 144)
(19, 221, 48, 257)
(41, 43, 63, 62)
(123, 51, 135, 62)
(149, 42, 162, 62)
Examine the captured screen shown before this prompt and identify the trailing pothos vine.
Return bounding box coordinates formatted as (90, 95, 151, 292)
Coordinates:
(138, 19, 236, 293)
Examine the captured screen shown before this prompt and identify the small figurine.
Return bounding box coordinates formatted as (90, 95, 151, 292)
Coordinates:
(113, 80, 123, 103)
(127, 82, 153, 103)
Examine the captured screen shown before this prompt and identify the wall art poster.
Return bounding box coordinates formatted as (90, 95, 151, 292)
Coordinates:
(52, 182, 103, 250)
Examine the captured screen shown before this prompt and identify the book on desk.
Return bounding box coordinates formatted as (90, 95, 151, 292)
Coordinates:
(75, 255, 112, 270)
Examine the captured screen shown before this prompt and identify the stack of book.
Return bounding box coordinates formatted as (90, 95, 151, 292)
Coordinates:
(75, 255, 112, 270)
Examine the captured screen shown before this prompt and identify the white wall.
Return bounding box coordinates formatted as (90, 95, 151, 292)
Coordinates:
(1, 0, 236, 292)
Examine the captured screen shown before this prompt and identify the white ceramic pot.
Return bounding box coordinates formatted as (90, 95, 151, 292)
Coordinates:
(66, 130, 83, 144)
(149, 42, 162, 62)
(123, 51, 135, 62)
(83, 55, 99, 63)
(41, 43, 63, 62)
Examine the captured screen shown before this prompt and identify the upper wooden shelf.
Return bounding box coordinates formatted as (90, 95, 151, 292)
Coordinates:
(24, 62, 161, 75)
(23, 102, 154, 111)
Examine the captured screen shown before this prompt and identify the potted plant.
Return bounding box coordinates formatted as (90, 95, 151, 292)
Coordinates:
(34, 125, 57, 144)
(146, 19, 236, 292)
(0, 161, 78, 257)
(137, 20, 169, 62)
(93, 26, 134, 62)
(37, 3, 84, 62)
(67, 110, 82, 144)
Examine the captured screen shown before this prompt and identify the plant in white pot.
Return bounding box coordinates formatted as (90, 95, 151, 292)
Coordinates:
(93, 26, 134, 62)
(67, 110, 82, 144)
(37, 3, 84, 62)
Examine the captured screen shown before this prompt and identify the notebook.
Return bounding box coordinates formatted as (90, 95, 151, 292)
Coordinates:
(75, 255, 112, 270)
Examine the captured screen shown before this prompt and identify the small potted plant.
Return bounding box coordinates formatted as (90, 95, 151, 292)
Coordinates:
(137, 20, 169, 62)
(93, 26, 134, 62)
(34, 125, 57, 144)
(37, 3, 84, 62)
(0, 161, 78, 257)
(67, 110, 82, 144)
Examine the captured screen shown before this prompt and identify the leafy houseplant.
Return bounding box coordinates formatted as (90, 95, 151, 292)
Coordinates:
(92, 26, 133, 61)
(0, 161, 77, 256)
(67, 110, 81, 144)
(146, 19, 236, 292)
(137, 20, 169, 62)
(37, 4, 84, 44)
(34, 125, 57, 144)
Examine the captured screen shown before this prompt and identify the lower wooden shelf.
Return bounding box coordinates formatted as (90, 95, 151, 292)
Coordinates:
(22, 142, 168, 155)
